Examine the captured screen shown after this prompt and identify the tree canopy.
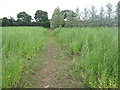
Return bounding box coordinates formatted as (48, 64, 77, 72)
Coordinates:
(34, 10, 48, 22)
(50, 7, 64, 29)
(34, 10, 50, 27)
(17, 12, 32, 22)
(1, 2, 118, 28)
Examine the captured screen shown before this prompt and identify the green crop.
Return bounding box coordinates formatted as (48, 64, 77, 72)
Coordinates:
(54, 27, 118, 88)
(2, 27, 48, 88)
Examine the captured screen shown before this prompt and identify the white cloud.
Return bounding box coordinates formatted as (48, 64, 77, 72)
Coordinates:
(0, 0, 119, 19)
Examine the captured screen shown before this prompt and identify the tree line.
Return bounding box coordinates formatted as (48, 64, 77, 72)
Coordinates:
(1, 2, 119, 28)
(50, 2, 118, 29)
(1, 10, 50, 27)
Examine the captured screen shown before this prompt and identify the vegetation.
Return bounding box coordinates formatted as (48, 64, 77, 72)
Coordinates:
(54, 27, 118, 88)
(1, 26, 118, 88)
(34, 10, 50, 27)
(1, 2, 118, 28)
(1, 10, 50, 27)
(17, 12, 32, 23)
(1, 1, 119, 88)
(50, 7, 64, 29)
(2, 27, 48, 88)
(50, 2, 118, 28)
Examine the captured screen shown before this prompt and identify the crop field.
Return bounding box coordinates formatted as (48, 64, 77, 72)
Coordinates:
(54, 27, 118, 88)
(1, 27, 118, 88)
(2, 27, 48, 87)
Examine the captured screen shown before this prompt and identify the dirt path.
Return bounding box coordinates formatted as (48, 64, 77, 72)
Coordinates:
(27, 30, 84, 88)
(32, 32, 71, 88)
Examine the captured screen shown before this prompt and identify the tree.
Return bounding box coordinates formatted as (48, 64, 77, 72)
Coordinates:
(61, 10, 69, 20)
(2, 17, 15, 26)
(0, 18, 2, 26)
(50, 7, 64, 29)
(61, 10, 76, 27)
(61, 10, 75, 20)
(17, 12, 32, 26)
(73, 7, 82, 27)
(89, 5, 98, 27)
(34, 10, 48, 22)
(118, 1, 120, 27)
(2, 17, 9, 26)
(106, 2, 113, 27)
(65, 10, 74, 27)
(17, 12, 32, 22)
(34, 10, 50, 27)
(99, 7, 106, 27)
(82, 8, 90, 27)
(113, 5, 118, 27)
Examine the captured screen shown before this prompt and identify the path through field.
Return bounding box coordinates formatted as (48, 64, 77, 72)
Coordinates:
(26, 29, 84, 88)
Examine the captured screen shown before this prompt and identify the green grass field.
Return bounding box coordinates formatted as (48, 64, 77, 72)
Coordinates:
(2, 27, 48, 88)
(2, 27, 118, 88)
(54, 27, 118, 88)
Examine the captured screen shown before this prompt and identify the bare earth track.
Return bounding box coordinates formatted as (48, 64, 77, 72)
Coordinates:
(27, 29, 84, 88)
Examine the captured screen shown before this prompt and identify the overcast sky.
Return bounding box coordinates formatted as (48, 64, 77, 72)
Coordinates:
(0, 0, 119, 19)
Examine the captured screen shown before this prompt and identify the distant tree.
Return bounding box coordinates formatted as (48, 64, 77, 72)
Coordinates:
(2, 17, 15, 26)
(113, 5, 118, 27)
(99, 7, 106, 27)
(2, 17, 9, 26)
(73, 7, 81, 27)
(17, 12, 32, 26)
(89, 5, 98, 27)
(82, 8, 90, 27)
(61, 10, 75, 20)
(34, 10, 48, 22)
(65, 10, 74, 27)
(118, 1, 120, 27)
(40, 20, 50, 28)
(17, 12, 32, 22)
(61, 10, 76, 27)
(0, 18, 2, 26)
(34, 10, 50, 27)
(106, 2, 113, 27)
(83, 8, 89, 20)
(50, 7, 64, 29)
(61, 10, 69, 20)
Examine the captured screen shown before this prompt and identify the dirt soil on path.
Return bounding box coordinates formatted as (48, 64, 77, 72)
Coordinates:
(28, 30, 83, 88)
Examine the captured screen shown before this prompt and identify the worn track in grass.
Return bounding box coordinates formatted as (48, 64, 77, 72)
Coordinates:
(28, 29, 83, 88)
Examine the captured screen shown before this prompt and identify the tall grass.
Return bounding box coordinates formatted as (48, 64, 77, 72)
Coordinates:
(2, 27, 48, 88)
(54, 27, 118, 88)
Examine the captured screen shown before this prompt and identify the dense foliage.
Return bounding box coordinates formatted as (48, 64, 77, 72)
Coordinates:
(50, 7, 64, 29)
(1, 10, 50, 27)
(1, 2, 119, 28)
(50, 2, 118, 28)
(1, 1, 119, 88)
(2, 27, 48, 88)
(54, 27, 118, 88)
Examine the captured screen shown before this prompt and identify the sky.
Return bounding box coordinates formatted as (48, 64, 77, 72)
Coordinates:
(0, 0, 119, 19)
